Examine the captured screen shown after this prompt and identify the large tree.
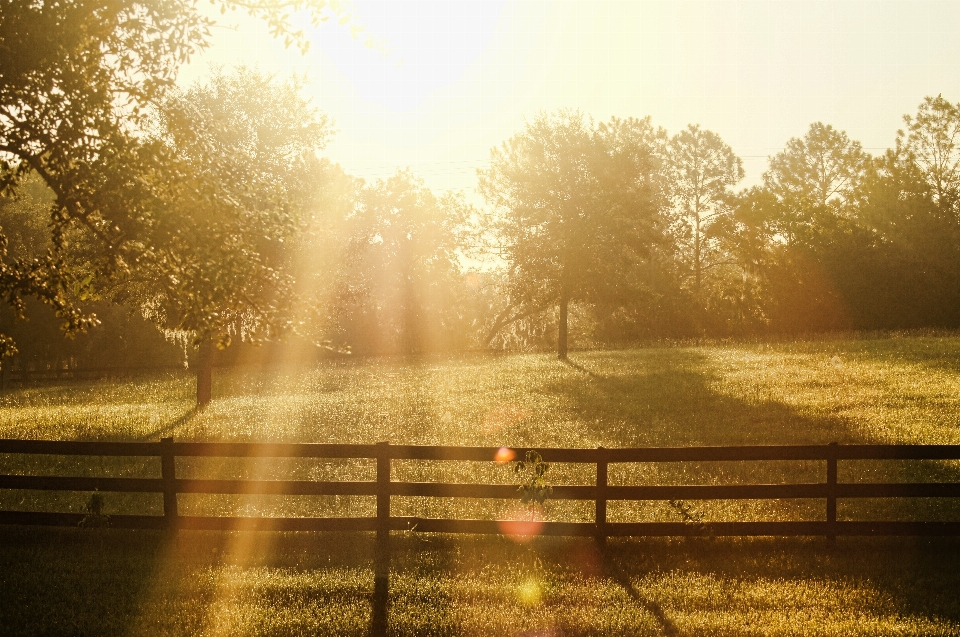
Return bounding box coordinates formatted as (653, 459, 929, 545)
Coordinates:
(478, 110, 669, 359)
(763, 122, 868, 246)
(108, 68, 331, 405)
(898, 95, 960, 216)
(0, 0, 356, 363)
(327, 171, 470, 355)
(668, 124, 744, 304)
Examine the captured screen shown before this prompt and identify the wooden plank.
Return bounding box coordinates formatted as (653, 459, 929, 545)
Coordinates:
(390, 517, 598, 536)
(606, 521, 829, 536)
(387, 445, 599, 463)
(171, 442, 378, 458)
(827, 442, 838, 542)
(1, 508, 959, 537)
(175, 479, 377, 496)
(605, 483, 828, 500)
(389, 482, 585, 499)
(0, 439, 159, 456)
(836, 445, 960, 460)
(0, 475, 164, 492)
(836, 483, 960, 498)
(376, 441, 390, 540)
(176, 516, 379, 532)
(0, 511, 166, 529)
(1, 440, 958, 463)
(605, 446, 831, 462)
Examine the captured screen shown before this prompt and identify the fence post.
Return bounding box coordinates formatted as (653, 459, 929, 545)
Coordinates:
(826, 442, 837, 544)
(595, 446, 608, 548)
(372, 441, 391, 635)
(160, 437, 178, 531)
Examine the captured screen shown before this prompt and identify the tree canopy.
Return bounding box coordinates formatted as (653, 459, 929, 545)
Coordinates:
(479, 110, 669, 358)
(0, 0, 354, 360)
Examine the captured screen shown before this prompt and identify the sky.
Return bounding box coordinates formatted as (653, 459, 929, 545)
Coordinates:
(180, 0, 960, 195)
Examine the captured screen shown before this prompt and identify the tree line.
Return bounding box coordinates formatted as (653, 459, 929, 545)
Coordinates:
(6, 93, 960, 371)
(479, 98, 960, 358)
(3, 1, 960, 404)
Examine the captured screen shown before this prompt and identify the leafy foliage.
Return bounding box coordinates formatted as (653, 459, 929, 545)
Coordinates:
(0, 0, 356, 357)
(479, 110, 670, 356)
(514, 450, 552, 510)
(110, 67, 331, 348)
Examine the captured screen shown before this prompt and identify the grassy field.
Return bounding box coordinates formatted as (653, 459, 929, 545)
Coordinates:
(2, 335, 960, 635)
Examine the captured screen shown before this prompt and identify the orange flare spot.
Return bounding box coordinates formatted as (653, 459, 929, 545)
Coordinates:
(497, 518, 544, 542)
(494, 447, 516, 463)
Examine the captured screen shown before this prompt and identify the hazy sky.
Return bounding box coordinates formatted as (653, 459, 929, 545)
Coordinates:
(181, 0, 960, 194)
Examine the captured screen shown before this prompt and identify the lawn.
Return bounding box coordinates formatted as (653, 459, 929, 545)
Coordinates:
(1, 335, 960, 635)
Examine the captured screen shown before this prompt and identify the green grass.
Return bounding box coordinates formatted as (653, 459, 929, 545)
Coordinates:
(2, 335, 960, 635)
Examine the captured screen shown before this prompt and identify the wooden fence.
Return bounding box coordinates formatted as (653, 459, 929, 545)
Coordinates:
(1, 439, 960, 538)
(0, 365, 186, 388)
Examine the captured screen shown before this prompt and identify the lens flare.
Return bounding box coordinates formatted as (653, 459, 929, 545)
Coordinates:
(494, 446, 516, 463)
(518, 576, 542, 606)
(498, 504, 543, 541)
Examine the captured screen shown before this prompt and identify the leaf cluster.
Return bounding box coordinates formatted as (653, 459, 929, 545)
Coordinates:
(514, 450, 552, 509)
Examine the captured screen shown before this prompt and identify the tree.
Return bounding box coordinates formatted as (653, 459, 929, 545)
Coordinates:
(855, 98, 960, 328)
(479, 110, 669, 359)
(898, 95, 960, 216)
(107, 68, 331, 405)
(668, 124, 744, 304)
(745, 123, 872, 333)
(327, 171, 470, 355)
(763, 122, 868, 247)
(0, 0, 358, 362)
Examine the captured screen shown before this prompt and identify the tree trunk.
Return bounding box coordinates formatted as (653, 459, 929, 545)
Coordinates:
(196, 339, 213, 407)
(557, 292, 568, 360)
(694, 213, 702, 302)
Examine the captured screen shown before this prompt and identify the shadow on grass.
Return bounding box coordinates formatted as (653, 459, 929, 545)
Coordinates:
(551, 351, 960, 633)
(600, 547, 679, 637)
(558, 350, 857, 447)
(135, 406, 199, 442)
(2, 529, 960, 636)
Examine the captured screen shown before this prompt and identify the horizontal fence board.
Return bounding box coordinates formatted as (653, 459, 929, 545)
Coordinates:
(836, 483, 960, 498)
(388, 446, 599, 463)
(175, 479, 377, 496)
(606, 483, 828, 500)
(605, 521, 828, 536)
(0, 439, 159, 456)
(390, 517, 598, 536)
(605, 446, 832, 462)
(0, 510, 166, 529)
(4, 440, 959, 462)
(389, 483, 594, 499)
(175, 516, 378, 532)
(171, 442, 377, 459)
(0, 475, 164, 493)
(837, 445, 960, 460)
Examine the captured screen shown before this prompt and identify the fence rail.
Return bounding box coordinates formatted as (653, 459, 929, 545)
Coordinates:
(1, 438, 960, 538)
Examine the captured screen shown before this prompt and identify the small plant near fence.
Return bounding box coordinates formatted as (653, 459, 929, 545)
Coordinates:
(513, 450, 554, 605)
(79, 490, 110, 529)
(515, 450, 553, 518)
(668, 498, 712, 539)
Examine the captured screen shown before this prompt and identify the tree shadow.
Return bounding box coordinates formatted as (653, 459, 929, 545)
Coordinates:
(546, 350, 960, 631)
(554, 350, 857, 447)
(135, 407, 199, 442)
(599, 545, 679, 636)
